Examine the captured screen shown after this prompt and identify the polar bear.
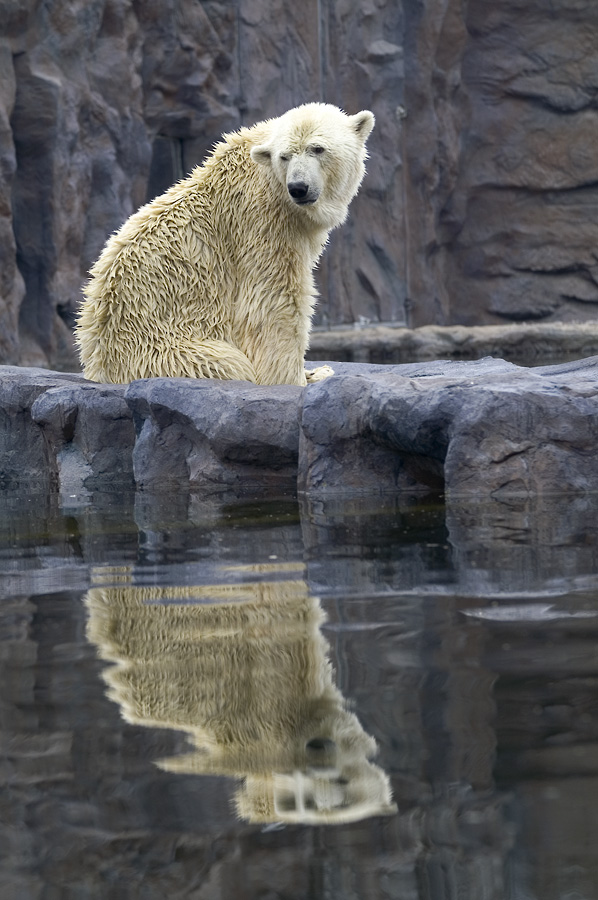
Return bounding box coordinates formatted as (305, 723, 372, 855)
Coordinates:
(76, 103, 375, 385)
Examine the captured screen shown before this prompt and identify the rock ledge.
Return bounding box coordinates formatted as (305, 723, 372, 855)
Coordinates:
(2, 357, 598, 498)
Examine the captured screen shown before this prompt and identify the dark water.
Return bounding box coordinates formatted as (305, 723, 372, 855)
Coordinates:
(1, 487, 597, 900)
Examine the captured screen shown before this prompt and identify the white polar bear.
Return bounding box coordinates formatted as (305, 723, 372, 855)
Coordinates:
(75, 103, 375, 386)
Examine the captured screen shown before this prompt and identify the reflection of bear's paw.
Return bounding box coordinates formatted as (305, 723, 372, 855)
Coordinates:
(305, 365, 335, 383)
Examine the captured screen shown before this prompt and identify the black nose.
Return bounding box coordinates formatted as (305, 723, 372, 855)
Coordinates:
(288, 181, 309, 200)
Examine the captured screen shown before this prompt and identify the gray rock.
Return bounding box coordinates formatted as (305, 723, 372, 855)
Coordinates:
(0, 366, 85, 490)
(298, 356, 598, 497)
(2, 357, 598, 500)
(31, 382, 136, 494)
(404, 0, 598, 328)
(0, 39, 22, 366)
(307, 322, 598, 367)
(125, 378, 303, 494)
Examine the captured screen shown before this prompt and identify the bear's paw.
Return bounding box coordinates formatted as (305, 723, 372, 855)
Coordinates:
(305, 365, 335, 384)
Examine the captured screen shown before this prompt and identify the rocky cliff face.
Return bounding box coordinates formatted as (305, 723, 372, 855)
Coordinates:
(1, 1, 598, 369)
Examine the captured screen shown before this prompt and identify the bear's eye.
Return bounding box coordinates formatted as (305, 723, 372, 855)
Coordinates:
(279, 153, 290, 162)
(312, 146, 326, 155)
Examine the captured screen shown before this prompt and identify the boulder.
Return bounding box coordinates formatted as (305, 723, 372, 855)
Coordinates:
(32, 382, 136, 493)
(125, 378, 303, 494)
(299, 357, 598, 497)
(0, 366, 86, 490)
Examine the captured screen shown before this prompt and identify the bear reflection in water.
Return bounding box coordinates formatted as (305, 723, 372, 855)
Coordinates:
(84, 570, 396, 825)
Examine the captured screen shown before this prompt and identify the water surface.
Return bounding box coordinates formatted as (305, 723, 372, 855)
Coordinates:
(1, 488, 597, 899)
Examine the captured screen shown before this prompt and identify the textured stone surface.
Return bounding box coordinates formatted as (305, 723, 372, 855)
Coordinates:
(298, 356, 598, 497)
(401, 0, 598, 327)
(125, 378, 303, 494)
(308, 321, 598, 366)
(32, 382, 136, 493)
(2, 0, 150, 370)
(3, 1, 598, 368)
(0, 366, 86, 490)
(2, 358, 598, 499)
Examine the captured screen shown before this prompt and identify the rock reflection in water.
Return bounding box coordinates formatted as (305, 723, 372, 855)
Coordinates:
(84, 569, 397, 826)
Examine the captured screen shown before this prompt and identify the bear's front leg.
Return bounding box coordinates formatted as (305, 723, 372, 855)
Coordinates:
(305, 365, 335, 383)
(243, 317, 313, 386)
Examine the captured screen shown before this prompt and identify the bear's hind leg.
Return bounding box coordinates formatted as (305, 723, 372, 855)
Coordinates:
(166, 339, 258, 382)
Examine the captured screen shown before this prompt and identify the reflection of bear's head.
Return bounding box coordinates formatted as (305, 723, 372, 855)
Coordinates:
(84, 570, 396, 825)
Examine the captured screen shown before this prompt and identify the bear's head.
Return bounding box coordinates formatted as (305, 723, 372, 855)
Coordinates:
(250, 103, 375, 231)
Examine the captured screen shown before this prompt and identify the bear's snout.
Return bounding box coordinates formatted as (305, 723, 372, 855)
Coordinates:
(288, 181, 318, 205)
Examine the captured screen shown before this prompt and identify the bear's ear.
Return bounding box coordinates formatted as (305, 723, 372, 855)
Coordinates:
(350, 110, 375, 142)
(250, 144, 273, 166)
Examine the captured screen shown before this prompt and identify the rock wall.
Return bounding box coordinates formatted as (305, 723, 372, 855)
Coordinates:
(441, 0, 598, 327)
(1, 0, 598, 369)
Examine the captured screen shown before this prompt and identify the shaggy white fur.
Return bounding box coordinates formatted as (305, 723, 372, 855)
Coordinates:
(76, 103, 374, 385)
